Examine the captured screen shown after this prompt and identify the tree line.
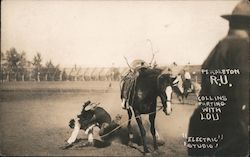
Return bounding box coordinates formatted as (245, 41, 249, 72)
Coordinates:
(0, 48, 65, 82)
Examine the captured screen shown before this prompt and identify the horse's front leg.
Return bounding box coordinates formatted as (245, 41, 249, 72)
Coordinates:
(134, 111, 149, 154)
(159, 92, 167, 114)
(149, 112, 158, 150)
(160, 86, 172, 115)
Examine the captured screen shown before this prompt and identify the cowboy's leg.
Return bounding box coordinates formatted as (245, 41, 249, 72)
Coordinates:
(88, 129, 94, 144)
(99, 123, 110, 136)
(84, 124, 96, 145)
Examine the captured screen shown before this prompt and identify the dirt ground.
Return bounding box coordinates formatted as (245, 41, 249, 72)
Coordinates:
(0, 81, 197, 156)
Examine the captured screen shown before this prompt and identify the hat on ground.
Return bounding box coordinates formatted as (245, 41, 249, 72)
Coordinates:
(83, 100, 91, 108)
(84, 102, 99, 111)
(221, 0, 250, 20)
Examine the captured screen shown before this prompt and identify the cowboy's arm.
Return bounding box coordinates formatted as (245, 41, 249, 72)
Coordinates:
(84, 115, 97, 126)
(67, 119, 80, 144)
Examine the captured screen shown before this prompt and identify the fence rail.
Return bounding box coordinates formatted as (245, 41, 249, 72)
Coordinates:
(0, 67, 121, 82)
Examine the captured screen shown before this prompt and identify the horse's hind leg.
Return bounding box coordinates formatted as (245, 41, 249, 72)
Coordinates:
(127, 108, 133, 142)
(149, 112, 158, 150)
(134, 111, 149, 154)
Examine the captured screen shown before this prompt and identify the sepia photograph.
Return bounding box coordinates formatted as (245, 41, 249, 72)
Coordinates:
(1, 0, 249, 156)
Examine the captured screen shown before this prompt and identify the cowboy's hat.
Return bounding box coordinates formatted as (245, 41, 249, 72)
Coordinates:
(221, 0, 250, 20)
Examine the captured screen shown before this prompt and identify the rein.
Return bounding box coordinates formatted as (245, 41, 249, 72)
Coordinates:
(99, 106, 164, 138)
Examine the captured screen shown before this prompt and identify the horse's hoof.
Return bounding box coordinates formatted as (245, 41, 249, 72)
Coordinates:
(127, 141, 137, 149)
(157, 140, 165, 146)
(164, 111, 171, 116)
(144, 152, 151, 157)
(153, 150, 166, 156)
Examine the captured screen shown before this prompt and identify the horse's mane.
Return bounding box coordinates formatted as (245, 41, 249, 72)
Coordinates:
(138, 67, 163, 77)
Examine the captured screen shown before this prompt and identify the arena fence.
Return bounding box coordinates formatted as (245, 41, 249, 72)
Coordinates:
(0, 65, 201, 83)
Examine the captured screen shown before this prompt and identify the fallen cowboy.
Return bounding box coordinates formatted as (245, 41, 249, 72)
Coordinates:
(60, 100, 121, 149)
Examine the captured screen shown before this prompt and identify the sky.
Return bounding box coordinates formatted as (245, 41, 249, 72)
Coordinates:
(1, 0, 239, 67)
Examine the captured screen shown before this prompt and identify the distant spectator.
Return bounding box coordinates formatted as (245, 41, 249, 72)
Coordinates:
(184, 69, 191, 80)
(183, 69, 192, 94)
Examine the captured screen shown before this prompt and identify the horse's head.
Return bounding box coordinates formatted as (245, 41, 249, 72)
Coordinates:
(157, 73, 176, 89)
(157, 73, 176, 115)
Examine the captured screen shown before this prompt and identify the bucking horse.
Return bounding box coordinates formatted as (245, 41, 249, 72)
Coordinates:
(172, 78, 201, 104)
(120, 66, 175, 155)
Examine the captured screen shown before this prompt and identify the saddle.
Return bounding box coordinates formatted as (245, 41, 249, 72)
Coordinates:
(120, 67, 148, 109)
